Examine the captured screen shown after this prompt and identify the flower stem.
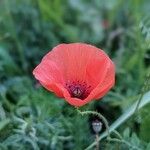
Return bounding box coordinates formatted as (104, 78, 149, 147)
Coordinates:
(95, 134, 99, 150)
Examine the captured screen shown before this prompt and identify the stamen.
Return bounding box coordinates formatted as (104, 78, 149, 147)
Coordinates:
(65, 81, 92, 99)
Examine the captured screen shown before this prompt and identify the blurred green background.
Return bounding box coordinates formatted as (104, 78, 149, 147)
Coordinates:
(0, 0, 150, 149)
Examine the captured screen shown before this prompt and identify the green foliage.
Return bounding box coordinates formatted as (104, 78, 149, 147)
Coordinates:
(0, 0, 150, 149)
(139, 103, 150, 142)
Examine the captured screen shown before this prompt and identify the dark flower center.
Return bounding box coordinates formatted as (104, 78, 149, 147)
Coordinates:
(66, 81, 91, 99)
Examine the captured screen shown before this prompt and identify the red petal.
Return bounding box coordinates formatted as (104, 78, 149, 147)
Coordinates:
(33, 60, 66, 97)
(93, 61, 115, 99)
(43, 43, 109, 85)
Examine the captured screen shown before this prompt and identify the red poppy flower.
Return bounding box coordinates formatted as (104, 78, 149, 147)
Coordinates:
(33, 43, 115, 107)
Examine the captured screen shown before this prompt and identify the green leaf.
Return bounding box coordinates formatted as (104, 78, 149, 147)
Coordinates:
(140, 108, 150, 141)
(146, 143, 150, 150)
(123, 128, 130, 139)
(0, 119, 10, 131)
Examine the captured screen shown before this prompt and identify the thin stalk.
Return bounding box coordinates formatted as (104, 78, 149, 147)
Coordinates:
(107, 138, 141, 150)
(134, 71, 150, 113)
(95, 134, 99, 150)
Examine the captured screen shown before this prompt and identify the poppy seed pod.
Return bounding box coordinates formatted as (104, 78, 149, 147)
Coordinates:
(92, 120, 102, 134)
(33, 43, 115, 107)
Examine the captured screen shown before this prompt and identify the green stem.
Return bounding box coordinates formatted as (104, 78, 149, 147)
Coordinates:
(134, 71, 150, 113)
(95, 134, 99, 150)
(108, 130, 140, 150)
(107, 137, 141, 150)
